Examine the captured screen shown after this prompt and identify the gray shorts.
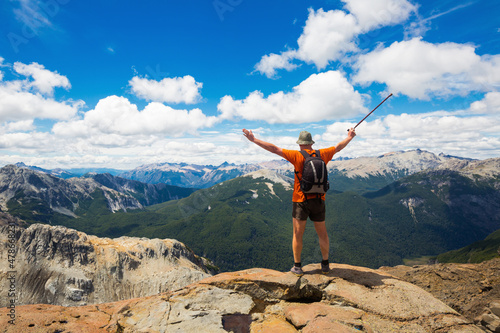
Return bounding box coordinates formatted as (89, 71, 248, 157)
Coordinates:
(292, 198, 325, 222)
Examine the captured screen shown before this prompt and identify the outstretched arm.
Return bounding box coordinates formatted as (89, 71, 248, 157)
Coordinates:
(335, 128, 356, 153)
(242, 129, 284, 157)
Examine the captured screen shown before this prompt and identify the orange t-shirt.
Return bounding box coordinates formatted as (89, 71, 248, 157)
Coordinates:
(282, 146, 337, 202)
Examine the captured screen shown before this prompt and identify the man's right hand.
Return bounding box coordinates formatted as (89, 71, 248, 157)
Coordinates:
(242, 129, 255, 142)
(242, 128, 284, 157)
(347, 127, 356, 139)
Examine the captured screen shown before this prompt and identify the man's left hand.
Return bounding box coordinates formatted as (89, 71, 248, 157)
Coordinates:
(242, 129, 255, 142)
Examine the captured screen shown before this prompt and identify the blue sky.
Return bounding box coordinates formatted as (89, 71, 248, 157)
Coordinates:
(0, 0, 499, 169)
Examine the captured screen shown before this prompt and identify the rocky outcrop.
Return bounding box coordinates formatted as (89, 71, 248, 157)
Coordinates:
(0, 264, 483, 332)
(380, 258, 500, 332)
(0, 223, 215, 307)
(476, 301, 500, 333)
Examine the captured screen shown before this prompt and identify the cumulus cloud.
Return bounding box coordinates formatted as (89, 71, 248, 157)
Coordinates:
(470, 92, 500, 114)
(295, 8, 360, 69)
(322, 111, 500, 159)
(1, 120, 35, 133)
(255, 8, 359, 75)
(13, 62, 71, 95)
(129, 75, 203, 104)
(253, 50, 298, 79)
(343, 0, 417, 31)
(217, 71, 367, 124)
(353, 38, 500, 99)
(0, 60, 79, 122)
(0, 131, 52, 150)
(0, 59, 219, 168)
(255, 0, 416, 76)
(0, 80, 82, 122)
(53, 95, 218, 140)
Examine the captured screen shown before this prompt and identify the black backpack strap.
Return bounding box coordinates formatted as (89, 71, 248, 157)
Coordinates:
(299, 150, 321, 158)
(315, 150, 323, 199)
(296, 151, 309, 175)
(299, 150, 310, 159)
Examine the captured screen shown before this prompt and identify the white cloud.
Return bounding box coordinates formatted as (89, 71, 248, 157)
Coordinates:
(1, 120, 35, 133)
(0, 131, 52, 150)
(343, 0, 417, 31)
(217, 71, 367, 124)
(295, 8, 360, 69)
(254, 50, 298, 79)
(129, 75, 203, 104)
(13, 62, 71, 95)
(470, 54, 500, 89)
(254, 9, 360, 74)
(322, 111, 500, 159)
(470, 92, 500, 114)
(255, 1, 417, 76)
(0, 81, 82, 122)
(353, 38, 500, 99)
(53, 95, 218, 140)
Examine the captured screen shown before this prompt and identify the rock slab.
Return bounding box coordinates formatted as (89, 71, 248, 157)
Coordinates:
(0, 263, 483, 332)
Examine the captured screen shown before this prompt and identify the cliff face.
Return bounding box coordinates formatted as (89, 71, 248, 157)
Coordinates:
(0, 264, 483, 332)
(0, 223, 214, 307)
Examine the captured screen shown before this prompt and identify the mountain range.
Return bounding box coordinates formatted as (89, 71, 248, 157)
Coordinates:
(117, 149, 482, 191)
(2, 150, 499, 272)
(13, 149, 484, 190)
(0, 164, 195, 225)
(14, 162, 125, 179)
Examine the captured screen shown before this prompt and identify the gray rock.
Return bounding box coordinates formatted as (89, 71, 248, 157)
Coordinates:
(491, 301, 500, 318)
(0, 223, 214, 306)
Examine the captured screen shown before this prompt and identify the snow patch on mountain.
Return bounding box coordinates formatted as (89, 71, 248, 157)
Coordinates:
(328, 150, 447, 178)
(244, 169, 293, 190)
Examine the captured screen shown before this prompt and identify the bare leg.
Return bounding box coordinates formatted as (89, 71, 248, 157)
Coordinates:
(292, 218, 307, 263)
(314, 221, 329, 261)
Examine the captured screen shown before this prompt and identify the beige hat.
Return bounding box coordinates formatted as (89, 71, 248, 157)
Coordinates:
(296, 131, 315, 145)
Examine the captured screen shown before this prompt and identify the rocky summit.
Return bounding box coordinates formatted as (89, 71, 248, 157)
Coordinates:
(0, 263, 483, 332)
(0, 223, 214, 307)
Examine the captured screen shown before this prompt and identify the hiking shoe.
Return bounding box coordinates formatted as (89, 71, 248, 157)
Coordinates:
(321, 262, 330, 275)
(290, 266, 304, 277)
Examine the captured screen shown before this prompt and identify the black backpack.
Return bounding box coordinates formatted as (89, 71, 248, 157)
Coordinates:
(296, 150, 329, 194)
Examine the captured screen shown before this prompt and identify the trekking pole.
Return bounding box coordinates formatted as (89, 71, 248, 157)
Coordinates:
(349, 93, 393, 131)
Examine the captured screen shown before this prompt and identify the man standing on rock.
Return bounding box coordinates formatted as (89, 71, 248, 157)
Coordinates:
(242, 128, 356, 276)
